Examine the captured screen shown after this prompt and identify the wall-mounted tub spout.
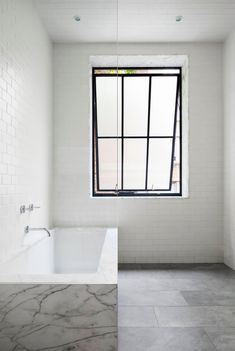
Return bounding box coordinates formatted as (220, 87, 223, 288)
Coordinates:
(24, 225, 51, 237)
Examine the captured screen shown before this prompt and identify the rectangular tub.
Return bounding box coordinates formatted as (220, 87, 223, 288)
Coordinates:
(0, 227, 118, 351)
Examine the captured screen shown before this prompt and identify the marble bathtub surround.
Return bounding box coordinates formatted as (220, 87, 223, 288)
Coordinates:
(0, 228, 118, 350)
(0, 284, 117, 350)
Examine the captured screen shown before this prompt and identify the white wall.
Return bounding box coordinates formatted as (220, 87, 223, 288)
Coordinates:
(53, 43, 223, 263)
(0, 0, 53, 262)
(223, 29, 235, 269)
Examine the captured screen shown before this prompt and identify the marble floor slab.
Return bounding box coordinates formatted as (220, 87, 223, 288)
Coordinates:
(119, 327, 215, 351)
(119, 289, 187, 306)
(154, 306, 235, 327)
(204, 327, 235, 351)
(118, 263, 235, 351)
(119, 263, 235, 280)
(118, 306, 158, 327)
(119, 277, 210, 291)
(206, 277, 235, 292)
(166, 263, 235, 280)
(182, 290, 235, 306)
(118, 265, 172, 279)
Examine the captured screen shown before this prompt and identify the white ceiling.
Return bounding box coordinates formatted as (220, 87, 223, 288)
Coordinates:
(34, 0, 235, 43)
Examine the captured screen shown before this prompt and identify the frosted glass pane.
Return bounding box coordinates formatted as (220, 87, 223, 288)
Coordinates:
(172, 138, 180, 183)
(96, 77, 121, 136)
(174, 138, 180, 163)
(148, 139, 172, 189)
(124, 139, 146, 189)
(98, 139, 121, 189)
(150, 76, 177, 136)
(124, 77, 149, 136)
(172, 100, 180, 185)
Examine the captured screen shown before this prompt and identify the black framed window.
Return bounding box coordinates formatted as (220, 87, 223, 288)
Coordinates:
(92, 67, 182, 197)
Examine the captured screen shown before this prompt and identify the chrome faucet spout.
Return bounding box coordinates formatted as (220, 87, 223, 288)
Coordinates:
(24, 226, 51, 237)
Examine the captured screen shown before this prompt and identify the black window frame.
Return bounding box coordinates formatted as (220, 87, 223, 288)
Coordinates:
(92, 67, 182, 197)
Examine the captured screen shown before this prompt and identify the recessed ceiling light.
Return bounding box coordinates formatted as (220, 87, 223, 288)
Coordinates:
(73, 15, 81, 22)
(176, 15, 183, 22)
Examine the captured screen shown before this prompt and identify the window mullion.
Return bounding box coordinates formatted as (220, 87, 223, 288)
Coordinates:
(145, 76, 152, 190)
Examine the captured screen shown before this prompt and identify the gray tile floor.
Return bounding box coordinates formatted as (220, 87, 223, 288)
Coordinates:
(118, 263, 235, 351)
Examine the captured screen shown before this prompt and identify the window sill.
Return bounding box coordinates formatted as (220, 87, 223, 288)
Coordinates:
(90, 194, 189, 199)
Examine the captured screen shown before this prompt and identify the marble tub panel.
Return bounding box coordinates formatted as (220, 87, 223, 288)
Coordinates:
(0, 284, 117, 351)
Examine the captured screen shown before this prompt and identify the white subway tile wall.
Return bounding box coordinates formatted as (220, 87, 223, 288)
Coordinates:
(53, 43, 223, 263)
(0, 0, 52, 262)
(0, 2, 224, 265)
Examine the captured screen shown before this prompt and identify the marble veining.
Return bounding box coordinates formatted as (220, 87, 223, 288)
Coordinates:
(0, 284, 117, 350)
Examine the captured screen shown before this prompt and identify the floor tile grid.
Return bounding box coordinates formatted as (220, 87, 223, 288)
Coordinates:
(118, 264, 235, 351)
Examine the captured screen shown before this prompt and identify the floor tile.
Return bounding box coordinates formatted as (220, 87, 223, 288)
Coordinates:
(207, 277, 235, 292)
(118, 327, 216, 351)
(204, 327, 235, 351)
(182, 290, 235, 306)
(169, 264, 235, 280)
(118, 269, 172, 280)
(118, 306, 158, 327)
(119, 277, 210, 291)
(119, 264, 235, 281)
(154, 306, 235, 327)
(118, 278, 150, 291)
(118, 264, 235, 350)
(119, 290, 187, 306)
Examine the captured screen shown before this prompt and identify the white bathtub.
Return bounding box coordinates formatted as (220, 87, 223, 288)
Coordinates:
(0, 227, 118, 284)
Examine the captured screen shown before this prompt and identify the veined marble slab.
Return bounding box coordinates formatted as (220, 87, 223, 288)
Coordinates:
(0, 284, 117, 350)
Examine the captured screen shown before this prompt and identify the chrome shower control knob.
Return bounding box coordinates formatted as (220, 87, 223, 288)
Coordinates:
(25, 204, 33, 211)
(20, 205, 26, 214)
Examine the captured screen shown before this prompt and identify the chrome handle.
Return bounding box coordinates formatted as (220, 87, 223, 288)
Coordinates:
(27, 204, 41, 211)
